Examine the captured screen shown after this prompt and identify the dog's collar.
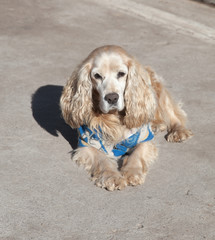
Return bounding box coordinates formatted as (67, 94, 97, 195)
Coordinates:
(78, 124, 154, 158)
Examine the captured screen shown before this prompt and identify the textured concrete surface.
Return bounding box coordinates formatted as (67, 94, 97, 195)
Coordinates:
(194, 0, 215, 6)
(0, 0, 215, 239)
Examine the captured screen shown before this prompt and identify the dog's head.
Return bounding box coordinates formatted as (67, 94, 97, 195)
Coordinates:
(60, 45, 157, 129)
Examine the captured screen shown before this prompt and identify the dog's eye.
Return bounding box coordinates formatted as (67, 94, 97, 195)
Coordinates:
(94, 73, 103, 80)
(117, 71, 126, 78)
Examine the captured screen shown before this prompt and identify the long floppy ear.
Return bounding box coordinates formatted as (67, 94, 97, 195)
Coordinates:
(60, 61, 93, 128)
(123, 59, 157, 128)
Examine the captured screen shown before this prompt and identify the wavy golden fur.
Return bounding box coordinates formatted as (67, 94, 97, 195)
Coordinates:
(60, 45, 193, 191)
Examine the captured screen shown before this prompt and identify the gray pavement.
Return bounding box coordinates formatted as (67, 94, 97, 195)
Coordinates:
(0, 0, 215, 239)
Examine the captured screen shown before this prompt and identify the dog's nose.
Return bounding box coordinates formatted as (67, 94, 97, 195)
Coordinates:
(104, 93, 119, 104)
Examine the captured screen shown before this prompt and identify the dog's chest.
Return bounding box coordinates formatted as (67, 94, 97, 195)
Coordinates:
(121, 127, 138, 140)
(103, 127, 138, 147)
(78, 124, 154, 158)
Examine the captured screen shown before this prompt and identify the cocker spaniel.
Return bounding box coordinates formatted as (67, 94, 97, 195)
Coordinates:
(60, 45, 193, 191)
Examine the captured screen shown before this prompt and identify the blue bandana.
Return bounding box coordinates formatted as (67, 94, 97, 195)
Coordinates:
(78, 124, 154, 158)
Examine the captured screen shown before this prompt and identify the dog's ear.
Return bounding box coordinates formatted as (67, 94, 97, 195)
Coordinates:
(123, 59, 157, 128)
(60, 61, 93, 128)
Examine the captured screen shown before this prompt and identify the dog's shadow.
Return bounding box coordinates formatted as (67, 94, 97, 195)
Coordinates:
(31, 85, 78, 149)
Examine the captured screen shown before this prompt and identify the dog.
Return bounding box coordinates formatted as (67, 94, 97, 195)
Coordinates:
(60, 45, 193, 191)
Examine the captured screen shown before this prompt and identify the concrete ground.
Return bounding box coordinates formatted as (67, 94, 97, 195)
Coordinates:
(0, 0, 215, 239)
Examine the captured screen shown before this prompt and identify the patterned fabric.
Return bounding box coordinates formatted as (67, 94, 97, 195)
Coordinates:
(78, 124, 154, 158)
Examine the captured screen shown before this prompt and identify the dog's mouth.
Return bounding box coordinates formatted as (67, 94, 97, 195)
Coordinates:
(100, 97, 125, 112)
(107, 103, 119, 111)
(99, 104, 114, 114)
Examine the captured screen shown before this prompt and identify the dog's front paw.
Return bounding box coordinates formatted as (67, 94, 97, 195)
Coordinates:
(166, 127, 193, 143)
(121, 168, 146, 186)
(151, 122, 167, 134)
(94, 171, 127, 191)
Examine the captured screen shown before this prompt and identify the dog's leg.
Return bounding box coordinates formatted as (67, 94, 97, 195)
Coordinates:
(72, 147, 127, 191)
(151, 82, 193, 142)
(158, 87, 193, 142)
(147, 67, 193, 142)
(121, 142, 157, 186)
